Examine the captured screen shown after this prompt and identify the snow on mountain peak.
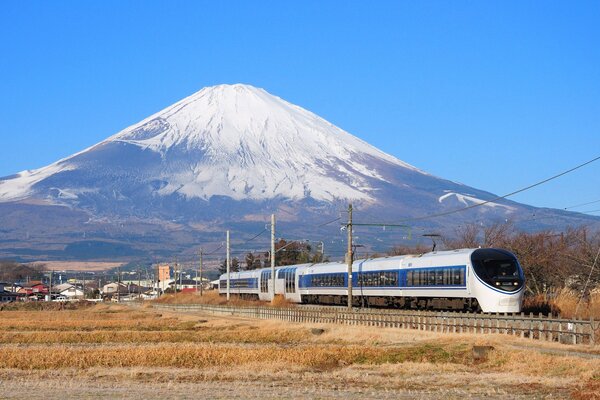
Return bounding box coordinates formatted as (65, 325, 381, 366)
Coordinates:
(104, 84, 423, 202)
(0, 84, 424, 203)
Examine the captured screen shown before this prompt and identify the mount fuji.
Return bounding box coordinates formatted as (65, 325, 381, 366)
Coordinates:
(0, 84, 596, 261)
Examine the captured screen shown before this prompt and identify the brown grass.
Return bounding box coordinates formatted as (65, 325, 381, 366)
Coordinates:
(153, 290, 295, 308)
(154, 290, 249, 305)
(1, 303, 599, 398)
(0, 343, 472, 370)
(0, 301, 95, 312)
(523, 289, 600, 319)
(553, 289, 600, 319)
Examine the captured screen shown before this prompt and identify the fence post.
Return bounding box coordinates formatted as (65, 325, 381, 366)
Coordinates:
(590, 317, 595, 346)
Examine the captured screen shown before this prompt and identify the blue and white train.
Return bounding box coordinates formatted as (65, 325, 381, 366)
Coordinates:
(218, 248, 525, 313)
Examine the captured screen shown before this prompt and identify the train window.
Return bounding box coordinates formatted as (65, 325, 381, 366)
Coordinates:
(261, 271, 270, 293)
(285, 268, 296, 293)
(426, 270, 433, 285)
(390, 271, 399, 286)
(436, 270, 443, 285)
(452, 268, 460, 285)
(309, 273, 344, 287)
(358, 271, 399, 287)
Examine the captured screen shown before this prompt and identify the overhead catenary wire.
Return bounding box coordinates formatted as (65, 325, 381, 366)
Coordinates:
(239, 228, 268, 245)
(578, 208, 600, 214)
(204, 243, 224, 255)
(392, 154, 600, 224)
(318, 216, 341, 227)
(565, 198, 600, 210)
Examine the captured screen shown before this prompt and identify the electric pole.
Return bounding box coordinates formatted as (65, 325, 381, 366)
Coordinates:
(271, 214, 276, 301)
(199, 249, 203, 296)
(346, 203, 353, 310)
(48, 270, 53, 302)
(175, 257, 179, 293)
(178, 258, 182, 291)
(226, 230, 230, 301)
(117, 265, 121, 303)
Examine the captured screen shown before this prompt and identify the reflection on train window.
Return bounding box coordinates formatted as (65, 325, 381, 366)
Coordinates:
(309, 273, 345, 287)
(231, 278, 256, 289)
(358, 271, 399, 287)
(406, 267, 465, 286)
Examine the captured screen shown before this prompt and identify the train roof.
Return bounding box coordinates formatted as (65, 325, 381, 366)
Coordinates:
(353, 248, 476, 263)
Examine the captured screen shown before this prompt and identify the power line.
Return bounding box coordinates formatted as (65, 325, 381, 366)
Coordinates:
(239, 228, 268, 245)
(394, 154, 600, 223)
(204, 243, 224, 255)
(565, 198, 600, 210)
(318, 216, 341, 227)
(579, 208, 600, 214)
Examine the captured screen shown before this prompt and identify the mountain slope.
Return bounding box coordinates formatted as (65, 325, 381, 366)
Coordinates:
(0, 84, 596, 261)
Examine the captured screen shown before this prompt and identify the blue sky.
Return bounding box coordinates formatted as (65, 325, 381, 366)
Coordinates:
(1, 1, 599, 213)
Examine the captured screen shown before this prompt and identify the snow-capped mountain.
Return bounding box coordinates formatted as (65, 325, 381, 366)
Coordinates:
(0, 84, 419, 204)
(0, 84, 596, 261)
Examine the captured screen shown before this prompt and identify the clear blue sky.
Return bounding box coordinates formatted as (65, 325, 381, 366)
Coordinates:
(1, 1, 599, 213)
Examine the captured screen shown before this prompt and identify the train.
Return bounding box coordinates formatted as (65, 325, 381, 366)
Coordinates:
(218, 248, 525, 313)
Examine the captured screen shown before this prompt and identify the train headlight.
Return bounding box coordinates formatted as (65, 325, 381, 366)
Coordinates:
(495, 282, 500, 286)
(513, 282, 519, 286)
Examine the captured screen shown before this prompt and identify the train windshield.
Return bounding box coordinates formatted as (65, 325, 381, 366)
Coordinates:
(471, 249, 524, 292)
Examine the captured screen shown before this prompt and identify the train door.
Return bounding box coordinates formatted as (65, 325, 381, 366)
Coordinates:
(259, 269, 272, 301)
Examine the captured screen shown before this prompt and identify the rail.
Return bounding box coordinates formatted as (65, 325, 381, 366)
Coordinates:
(153, 303, 598, 346)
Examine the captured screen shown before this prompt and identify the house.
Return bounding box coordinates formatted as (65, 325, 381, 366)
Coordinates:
(17, 283, 49, 299)
(0, 289, 21, 303)
(53, 283, 75, 293)
(101, 282, 128, 294)
(59, 286, 84, 299)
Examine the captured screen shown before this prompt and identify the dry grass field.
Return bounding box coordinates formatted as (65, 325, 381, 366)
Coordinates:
(0, 301, 599, 399)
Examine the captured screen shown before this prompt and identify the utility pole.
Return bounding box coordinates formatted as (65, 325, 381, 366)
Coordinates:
(226, 230, 231, 301)
(179, 259, 182, 291)
(271, 214, 276, 301)
(199, 249, 203, 296)
(48, 270, 53, 302)
(346, 204, 353, 310)
(117, 265, 121, 303)
(175, 257, 179, 293)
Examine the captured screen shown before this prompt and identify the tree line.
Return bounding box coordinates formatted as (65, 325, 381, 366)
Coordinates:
(0, 261, 47, 282)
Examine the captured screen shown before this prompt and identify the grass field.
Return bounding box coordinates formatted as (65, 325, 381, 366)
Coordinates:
(0, 301, 599, 399)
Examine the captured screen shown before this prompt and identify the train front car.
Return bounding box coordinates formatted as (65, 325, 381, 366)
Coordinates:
(469, 248, 525, 313)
